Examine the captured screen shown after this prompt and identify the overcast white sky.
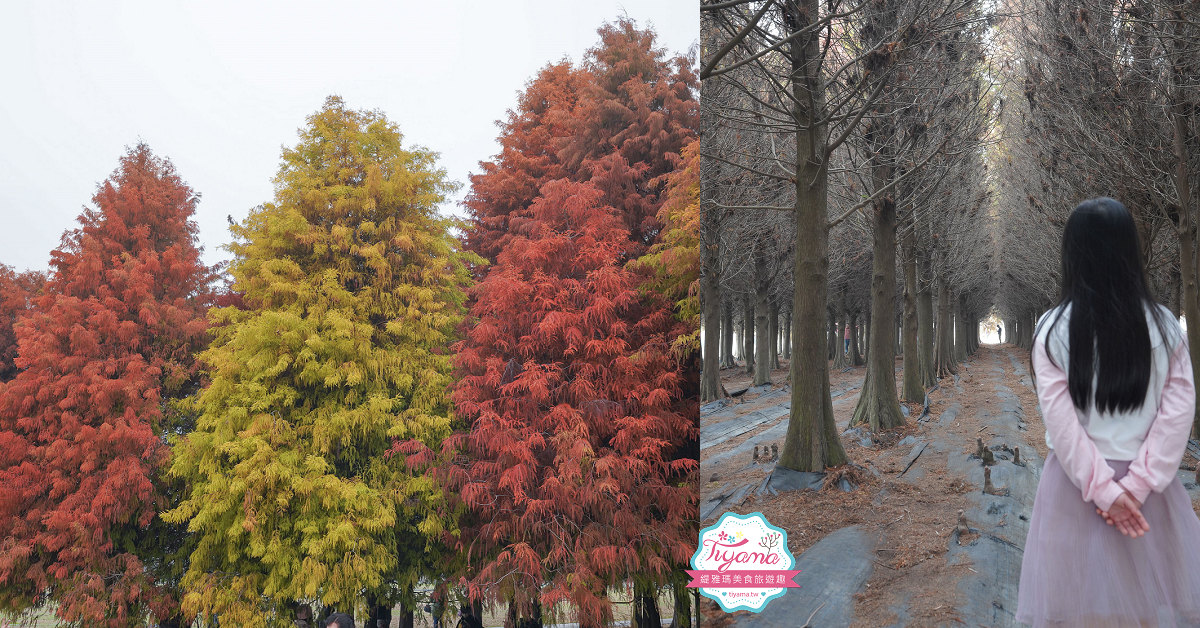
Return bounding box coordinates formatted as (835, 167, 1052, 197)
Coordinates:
(0, 0, 696, 273)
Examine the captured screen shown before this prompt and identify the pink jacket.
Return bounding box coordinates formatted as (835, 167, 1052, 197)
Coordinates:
(1033, 334, 1195, 511)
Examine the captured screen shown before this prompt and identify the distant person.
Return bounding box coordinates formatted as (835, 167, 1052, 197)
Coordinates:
(843, 324, 851, 354)
(1016, 198, 1200, 626)
(325, 612, 355, 628)
(997, 323, 1002, 343)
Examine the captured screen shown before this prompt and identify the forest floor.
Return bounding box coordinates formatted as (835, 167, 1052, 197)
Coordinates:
(699, 344, 1200, 627)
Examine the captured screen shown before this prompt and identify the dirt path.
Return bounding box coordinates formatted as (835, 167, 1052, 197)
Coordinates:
(701, 345, 1200, 627)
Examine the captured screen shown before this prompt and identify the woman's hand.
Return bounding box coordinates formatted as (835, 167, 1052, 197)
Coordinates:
(1094, 491, 1150, 538)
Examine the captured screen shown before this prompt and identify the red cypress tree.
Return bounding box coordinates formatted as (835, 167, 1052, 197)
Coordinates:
(463, 61, 589, 263)
(567, 19, 699, 255)
(464, 18, 698, 263)
(0, 266, 44, 383)
(445, 179, 694, 626)
(0, 144, 213, 626)
(445, 18, 699, 627)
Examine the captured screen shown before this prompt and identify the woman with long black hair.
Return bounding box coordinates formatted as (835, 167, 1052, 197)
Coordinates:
(1016, 198, 1200, 627)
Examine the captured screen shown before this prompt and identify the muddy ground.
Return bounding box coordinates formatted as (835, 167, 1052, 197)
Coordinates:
(700, 344, 1200, 627)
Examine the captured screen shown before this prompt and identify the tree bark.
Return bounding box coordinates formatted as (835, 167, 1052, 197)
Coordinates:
(670, 570, 692, 628)
(851, 193, 905, 431)
(832, 312, 848, 369)
(783, 309, 792, 360)
(827, 309, 837, 361)
(954, 296, 968, 364)
(935, 278, 958, 377)
(397, 600, 415, 628)
(742, 296, 755, 375)
(901, 228, 924, 402)
(632, 579, 661, 628)
(701, 202, 723, 402)
(778, 0, 848, 472)
(1171, 91, 1200, 436)
(754, 264, 772, 386)
(721, 303, 735, 368)
(862, 308, 870, 363)
(917, 256, 936, 388)
(769, 300, 781, 370)
(850, 310, 864, 366)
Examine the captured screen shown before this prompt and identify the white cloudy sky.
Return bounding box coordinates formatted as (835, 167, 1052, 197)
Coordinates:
(0, 0, 696, 273)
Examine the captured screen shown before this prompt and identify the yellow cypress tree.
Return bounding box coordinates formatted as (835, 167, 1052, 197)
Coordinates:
(164, 96, 476, 626)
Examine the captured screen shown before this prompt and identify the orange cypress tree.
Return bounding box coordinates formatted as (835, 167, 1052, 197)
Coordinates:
(463, 61, 588, 263)
(567, 19, 699, 256)
(465, 18, 698, 264)
(445, 179, 694, 626)
(446, 18, 699, 628)
(0, 144, 213, 626)
(0, 266, 44, 383)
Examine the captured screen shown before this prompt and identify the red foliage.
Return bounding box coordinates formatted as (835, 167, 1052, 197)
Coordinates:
(0, 267, 44, 382)
(0, 144, 213, 625)
(447, 179, 697, 624)
(568, 20, 700, 253)
(464, 18, 698, 264)
(447, 20, 700, 624)
(463, 61, 588, 263)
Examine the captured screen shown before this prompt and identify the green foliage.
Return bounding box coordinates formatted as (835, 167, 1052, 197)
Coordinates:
(632, 138, 700, 357)
(164, 96, 476, 626)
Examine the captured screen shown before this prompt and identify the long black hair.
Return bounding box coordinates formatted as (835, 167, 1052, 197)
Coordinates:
(1035, 197, 1171, 414)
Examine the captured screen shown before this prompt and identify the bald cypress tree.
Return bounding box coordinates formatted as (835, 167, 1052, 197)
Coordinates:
(165, 97, 475, 625)
(0, 144, 213, 626)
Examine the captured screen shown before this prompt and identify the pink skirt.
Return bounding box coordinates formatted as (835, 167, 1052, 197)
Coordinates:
(1017, 452, 1200, 627)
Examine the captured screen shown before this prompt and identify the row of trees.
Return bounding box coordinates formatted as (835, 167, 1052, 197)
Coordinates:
(700, 0, 998, 470)
(993, 0, 1200, 409)
(0, 20, 699, 628)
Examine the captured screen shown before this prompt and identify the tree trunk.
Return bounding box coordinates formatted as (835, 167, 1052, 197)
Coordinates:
(701, 204, 722, 401)
(917, 256, 936, 388)
(398, 601, 415, 628)
(827, 309, 837, 361)
(851, 193, 905, 431)
(754, 257, 772, 386)
(972, 311, 980, 353)
(901, 229, 923, 403)
(506, 596, 544, 628)
(832, 312, 848, 369)
(935, 278, 957, 377)
(632, 579, 662, 628)
(770, 300, 781, 370)
(1169, 267, 1182, 317)
(1014, 309, 1033, 349)
(778, 0, 848, 472)
(722, 304, 735, 368)
(742, 296, 755, 375)
(862, 308, 871, 363)
(954, 297, 968, 364)
(784, 309, 792, 360)
(670, 569, 692, 628)
(159, 610, 187, 628)
(1171, 91, 1200, 436)
(850, 311, 864, 366)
